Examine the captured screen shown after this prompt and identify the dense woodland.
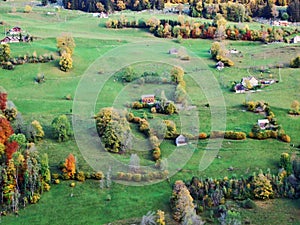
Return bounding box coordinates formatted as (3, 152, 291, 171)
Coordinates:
(43, 0, 300, 22)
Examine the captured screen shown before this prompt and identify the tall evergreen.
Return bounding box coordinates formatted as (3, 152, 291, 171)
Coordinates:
(287, 0, 300, 22)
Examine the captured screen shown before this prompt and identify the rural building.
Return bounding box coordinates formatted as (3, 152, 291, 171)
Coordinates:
(234, 83, 246, 93)
(0, 36, 20, 44)
(99, 12, 108, 18)
(272, 21, 290, 26)
(258, 119, 269, 130)
(216, 61, 224, 70)
(141, 94, 155, 104)
(292, 36, 300, 44)
(7, 26, 22, 35)
(175, 135, 188, 147)
(241, 76, 259, 89)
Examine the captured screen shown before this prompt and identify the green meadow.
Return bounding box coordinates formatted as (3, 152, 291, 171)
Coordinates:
(0, 1, 300, 224)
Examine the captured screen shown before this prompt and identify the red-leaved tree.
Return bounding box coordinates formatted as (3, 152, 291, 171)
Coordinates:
(5, 141, 19, 162)
(0, 117, 14, 144)
(0, 92, 7, 111)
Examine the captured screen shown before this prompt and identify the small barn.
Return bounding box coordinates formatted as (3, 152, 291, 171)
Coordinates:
(234, 83, 246, 93)
(141, 94, 155, 104)
(292, 36, 300, 44)
(169, 48, 178, 55)
(258, 119, 269, 130)
(216, 61, 224, 70)
(175, 135, 188, 147)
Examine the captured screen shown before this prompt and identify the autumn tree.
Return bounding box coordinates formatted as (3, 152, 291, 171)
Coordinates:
(0, 89, 7, 111)
(213, 14, 227, 40)
(0, 44, 11, 62)
(62, 153, 76, 178)
(5, 141, 19, 162)
(290, 100, 300, 113)
(96, 2, 105, 12)
(24, 5, 32, 13)
(59, 53, 73, 72)
(27, 120, 45, 142)
(52, 114, 72, 142)
(290, 55, 300, 68)
(56, 33, 76, 55)
(170, 180, 204, 224)
(0, 116, 14, 144)
(95, 108, 132, 153)
(170, 66, 184, 84)
(8, 133, 26, 148)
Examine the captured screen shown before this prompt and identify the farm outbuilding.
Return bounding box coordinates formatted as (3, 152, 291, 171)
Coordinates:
(175, 135, 188, 146)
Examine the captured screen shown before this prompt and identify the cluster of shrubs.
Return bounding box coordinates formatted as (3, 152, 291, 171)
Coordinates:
(249, 128, 291, 142)
(244, 101, 291, 143)
(209, 130, 246, 140)
(131, 101, 149, 109)
(128, 113, 162, 161)
(53, 153, 104, 183)
(1, 53, 54, 70)
(116, 170, 169, 182)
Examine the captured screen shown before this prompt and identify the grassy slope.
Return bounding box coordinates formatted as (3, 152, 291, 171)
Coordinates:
(1, 2, 300, 224)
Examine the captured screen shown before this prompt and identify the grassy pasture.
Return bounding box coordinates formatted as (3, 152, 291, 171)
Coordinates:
(0, 2, 300, 224)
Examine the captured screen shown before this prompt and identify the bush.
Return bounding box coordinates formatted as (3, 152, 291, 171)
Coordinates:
(153, 148, 161, 161)
(132, 101, 144, 109)
(151, 107, 156, 113)
(279, 153, 292, 175)
(132, 173, 142, 182)
(93, 171, 104, 180)
(59, 53, 73, 72)
(127, 112, 134, 122)
(24, 5, 32, 13)
(35, 73, 45, 83)
(124, 173, 133, 181)
(52, 173, 60, 179)
(2, 61, 14, 70)
(241, 198, 256, 209)
(252, 173, 274, 200)
(52, 114, 72, 142)
(290, 55, 300, 68)
(117, 172, 125, 179)
(280, 134, 291, 143)
(224, 131, 246, 140)
(150, 135, 160, 149)
(199, 132, 208, 139)
(76, 171, 86, 182)
(210, 131, 225, 138)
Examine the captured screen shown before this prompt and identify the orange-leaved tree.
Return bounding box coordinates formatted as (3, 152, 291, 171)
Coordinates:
(0, 116, 14, 144)
(64, 153, 76, 178)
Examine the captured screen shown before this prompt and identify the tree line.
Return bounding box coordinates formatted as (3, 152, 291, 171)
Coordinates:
(44, 0, 300, 22)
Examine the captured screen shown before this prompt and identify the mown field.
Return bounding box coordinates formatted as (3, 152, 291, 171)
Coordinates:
(0, 1, 300, 224)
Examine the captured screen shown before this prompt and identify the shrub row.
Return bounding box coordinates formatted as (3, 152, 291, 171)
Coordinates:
(116, 170, 169, 182)
(52, 171, 104, 182)
(210, 131, 246, 140)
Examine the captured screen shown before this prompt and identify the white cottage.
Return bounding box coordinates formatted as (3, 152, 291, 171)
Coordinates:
(175, 135, 188, 147)
(258, 119, 269, 130)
